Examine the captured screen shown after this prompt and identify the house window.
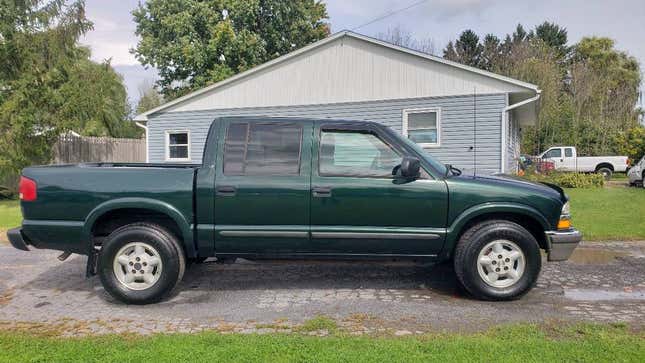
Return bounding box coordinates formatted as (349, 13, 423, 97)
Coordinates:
(223, 122, 303, 176)
(165, 131, 190, 161)
(402, 108, 441, 147)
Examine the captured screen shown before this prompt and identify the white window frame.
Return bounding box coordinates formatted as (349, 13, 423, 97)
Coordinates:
(402, 107, 441, 148)
(165, 130, 191, 162)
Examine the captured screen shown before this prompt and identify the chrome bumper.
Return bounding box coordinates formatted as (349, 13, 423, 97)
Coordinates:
(545, 229, 582, 261)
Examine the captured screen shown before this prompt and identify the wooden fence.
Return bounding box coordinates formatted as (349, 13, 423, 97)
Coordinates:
(53, 135, 146, 164)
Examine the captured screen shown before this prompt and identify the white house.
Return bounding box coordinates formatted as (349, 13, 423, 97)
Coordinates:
(134, 31, 540, 174)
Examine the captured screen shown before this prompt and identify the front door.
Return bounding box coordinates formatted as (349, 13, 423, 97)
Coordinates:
(543, 147, 564, 170)
(309, 122, 448, 257)
(213, 118, 312, 255)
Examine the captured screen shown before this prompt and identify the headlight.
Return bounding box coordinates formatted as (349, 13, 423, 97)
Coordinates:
(561, 201, 570, 217)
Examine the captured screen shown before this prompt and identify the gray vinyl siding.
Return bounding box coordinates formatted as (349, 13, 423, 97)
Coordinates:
(147, 93, 506, 174)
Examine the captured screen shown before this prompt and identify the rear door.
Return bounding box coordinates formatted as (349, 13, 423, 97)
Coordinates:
(213, 118, 312, 255)
(309, 122, 448, 257)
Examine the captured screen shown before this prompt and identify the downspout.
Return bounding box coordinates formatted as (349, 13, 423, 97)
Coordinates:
(135, 121, 149, 163)
(501, 90, 541, 173)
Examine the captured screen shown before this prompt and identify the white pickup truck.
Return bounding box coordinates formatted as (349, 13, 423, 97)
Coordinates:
(538, 146, 629, 180)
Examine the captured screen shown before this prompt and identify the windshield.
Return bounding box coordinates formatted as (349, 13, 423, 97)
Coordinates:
(398, 134, 448, 176)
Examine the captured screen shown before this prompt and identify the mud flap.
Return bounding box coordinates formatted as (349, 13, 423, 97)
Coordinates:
(85, 247, 99, 278)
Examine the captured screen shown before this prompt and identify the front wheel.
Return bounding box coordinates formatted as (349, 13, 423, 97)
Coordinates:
(453, 220, 541, 301)
(98, 223, 186, 304)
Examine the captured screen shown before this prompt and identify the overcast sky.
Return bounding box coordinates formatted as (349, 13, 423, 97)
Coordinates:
(80, 0, 645, 107)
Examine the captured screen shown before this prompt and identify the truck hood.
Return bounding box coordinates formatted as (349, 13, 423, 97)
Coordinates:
(455, 174, 567, 202)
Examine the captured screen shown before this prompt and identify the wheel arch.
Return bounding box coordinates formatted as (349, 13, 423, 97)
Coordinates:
(83, 198, 196, 258)
(441, 203, 550, 259)
(595, 162, 614, 172)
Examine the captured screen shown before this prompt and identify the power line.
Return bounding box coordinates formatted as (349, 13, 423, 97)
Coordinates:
(351, 0, 431, 31)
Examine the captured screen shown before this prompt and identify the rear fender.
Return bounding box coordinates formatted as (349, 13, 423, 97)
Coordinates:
(82, 198, 195, 258)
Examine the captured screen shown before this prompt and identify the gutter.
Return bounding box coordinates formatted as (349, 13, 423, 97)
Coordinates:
(135, 121, 149, 163)
(500, 91, 541, 173)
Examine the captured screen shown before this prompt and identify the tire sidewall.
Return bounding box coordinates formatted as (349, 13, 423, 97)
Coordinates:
(460, 223, 541, 300)
(99, 225, 181, 304)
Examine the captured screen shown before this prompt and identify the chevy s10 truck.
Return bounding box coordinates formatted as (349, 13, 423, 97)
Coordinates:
(8, 117, 582, 304)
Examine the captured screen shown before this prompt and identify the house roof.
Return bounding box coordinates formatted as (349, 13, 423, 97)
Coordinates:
(134, 31, 539, 121)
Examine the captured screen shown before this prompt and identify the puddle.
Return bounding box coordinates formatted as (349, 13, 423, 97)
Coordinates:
(565, 289, 645, 301)
(567, 248, 628, 264)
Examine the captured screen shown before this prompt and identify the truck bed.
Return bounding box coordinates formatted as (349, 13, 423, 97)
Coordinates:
(20, 163, 197, 253)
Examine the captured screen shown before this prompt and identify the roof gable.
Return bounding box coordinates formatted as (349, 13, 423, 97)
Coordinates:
(135, 31, 538, 121)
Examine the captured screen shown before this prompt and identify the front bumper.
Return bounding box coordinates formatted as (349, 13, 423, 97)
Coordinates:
(545, 229, 582, 261)
(6, 228, 30, 251)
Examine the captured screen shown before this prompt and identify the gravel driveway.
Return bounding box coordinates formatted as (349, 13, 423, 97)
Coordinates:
(0, 241, 644, 336)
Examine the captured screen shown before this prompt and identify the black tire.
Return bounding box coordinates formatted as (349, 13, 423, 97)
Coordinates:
(596, 167, 613, 180)
(453, 220, 541, 301)
(98, 223, 186, 304)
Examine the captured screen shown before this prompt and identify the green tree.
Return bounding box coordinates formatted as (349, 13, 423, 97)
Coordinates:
(0, 0, 135, 181)
(443, 29, 482, 67)
(531, 21, 568, 57)
(135, 81, 164, 114)
(480, 34, 501, 71)
(132, 0, 330, 100)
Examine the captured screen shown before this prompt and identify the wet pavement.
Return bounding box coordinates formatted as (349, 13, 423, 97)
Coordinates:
(0, 241, 644, 336)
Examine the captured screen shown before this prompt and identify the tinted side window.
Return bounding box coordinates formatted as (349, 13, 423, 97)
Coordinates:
(319, 130, 401, 177)
(223, 123, 303, 176)
(544, 148, 562, 158)
(565, 148, 573, 157)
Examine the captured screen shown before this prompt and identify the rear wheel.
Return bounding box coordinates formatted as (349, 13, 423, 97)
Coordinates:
(98, 223, 185, 304)
(453, 220, 541, 301)
(597, 167, 613, 180)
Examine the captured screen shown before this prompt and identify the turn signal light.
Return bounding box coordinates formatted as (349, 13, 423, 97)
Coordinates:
(557, 218, 571, 230)
(19, 176, 37, 201)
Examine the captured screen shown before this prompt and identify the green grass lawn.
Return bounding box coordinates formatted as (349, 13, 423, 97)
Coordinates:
(0, 200, 20, 230)
(566, 186, 645, 240)
(0, 324, 642, 362)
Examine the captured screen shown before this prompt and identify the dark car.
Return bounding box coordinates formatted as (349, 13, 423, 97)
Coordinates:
(8, 117, 582, 304)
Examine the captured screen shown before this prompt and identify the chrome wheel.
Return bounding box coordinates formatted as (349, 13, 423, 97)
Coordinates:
(113, 242, 163, 290)
(477, 240, 526, 288)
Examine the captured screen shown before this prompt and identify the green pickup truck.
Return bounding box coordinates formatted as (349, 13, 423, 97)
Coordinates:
(8, 117, 582, 304)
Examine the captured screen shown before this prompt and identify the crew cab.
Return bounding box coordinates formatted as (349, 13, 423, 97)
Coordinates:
(8, 117, 582, 304)
(538, 146, 629, 180)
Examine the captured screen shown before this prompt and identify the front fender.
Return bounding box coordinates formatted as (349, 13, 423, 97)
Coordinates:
(82, 197, 195, 257)
(439, 202, 550, 259)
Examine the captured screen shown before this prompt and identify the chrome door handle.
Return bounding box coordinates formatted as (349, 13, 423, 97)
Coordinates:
(216, 185, 237, 197)
(312, 186, 332, 198)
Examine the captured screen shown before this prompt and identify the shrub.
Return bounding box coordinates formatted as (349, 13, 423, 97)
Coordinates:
(0, 186, 16, 199)
(520, 171, 604, 188)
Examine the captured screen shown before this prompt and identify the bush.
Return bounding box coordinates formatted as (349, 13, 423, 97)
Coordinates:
(521, 170, 604, 188)
(0, 185, 16, 199)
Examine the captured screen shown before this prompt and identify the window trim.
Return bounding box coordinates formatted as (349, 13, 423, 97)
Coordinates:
(165, 130, 191, 162)
(402, 107, 441, 148)
(222, 122, 304, 176)
(317, 128, 402, 179)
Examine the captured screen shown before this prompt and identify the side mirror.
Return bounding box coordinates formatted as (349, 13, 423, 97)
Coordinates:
(398, 156, 421, 178)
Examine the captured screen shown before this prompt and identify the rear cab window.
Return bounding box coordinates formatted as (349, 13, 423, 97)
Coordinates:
(223, 122, 303, 176)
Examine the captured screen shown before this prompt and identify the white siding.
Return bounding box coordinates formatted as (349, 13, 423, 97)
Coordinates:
(164, 36, 530, 113)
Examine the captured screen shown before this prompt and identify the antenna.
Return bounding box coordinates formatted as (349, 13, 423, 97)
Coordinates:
(473, 87, 477, 176)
